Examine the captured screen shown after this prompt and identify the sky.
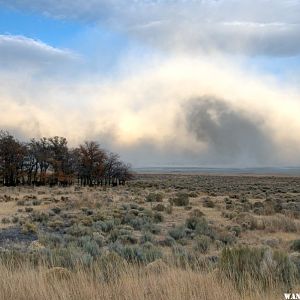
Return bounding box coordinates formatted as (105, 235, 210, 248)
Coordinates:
(0, 0, 300, 167)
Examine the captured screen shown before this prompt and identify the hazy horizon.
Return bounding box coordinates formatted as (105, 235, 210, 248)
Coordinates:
(0, 1, 300, 167)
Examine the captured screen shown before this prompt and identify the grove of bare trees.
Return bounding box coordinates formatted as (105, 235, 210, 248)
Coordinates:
(0, 131, 133, 187)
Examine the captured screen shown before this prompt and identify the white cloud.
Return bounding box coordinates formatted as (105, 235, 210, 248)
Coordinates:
(1, 0, 300, 55)
(0, 35, 78, 70)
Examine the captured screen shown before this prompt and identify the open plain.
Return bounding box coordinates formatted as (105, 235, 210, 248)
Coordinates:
(0, 174, 299, 299)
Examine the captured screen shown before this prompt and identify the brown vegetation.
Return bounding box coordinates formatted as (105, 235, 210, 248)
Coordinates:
(0, 173, 300, 299)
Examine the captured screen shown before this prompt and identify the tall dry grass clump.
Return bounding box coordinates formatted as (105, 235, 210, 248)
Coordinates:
(0, 260, 287, 300)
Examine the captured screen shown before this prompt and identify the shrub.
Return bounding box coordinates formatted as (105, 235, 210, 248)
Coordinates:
(22, 222, 37, 234)
(194, 217, 216, 239)
(186, 216, 202, 230)
(94, 219, 115, 233)
(153, 203, 165, 211)
(217, 231, 236, 245)
(291, 240, 300, 252)
(80, 238, 101, 257)
(17, 200, 25, 206)
(171, 245, 199, 269)
(81, 216, 93, 227)
(159, 236, 176, 247)
(48, 246, 91, 269)
(66, 224, 92, 237)
(229, 225, 242, 237)
(39, 233, 64, 247)
(262, 215, 298, 233)
(290, 252, 300, 278)
(140, 231, 154, 244)
(142, 223, 161, 234)
(98, 252, 127, 282)
(194, 235, 210, 253)
(189, 191, 199, 198)
(202, 197, 215, 208)
(172, 193, 189, 206)
(115, 243, 162, 264)
(51, 207, 61, 214)
(25, 207, 33, 213)
(168, 225, 186, 240)
(153, 212, 164, 223)
(128, 216, 146, 230)
(189, 209, 204, 218)
(11, 216, 19, 223)
(32, 200, 41, 206)
(146, 193, 163, 203)
(1, 217, 10, 224)
(219, 246, 297, 291)
(165, 204, 173, 214)
(48, 219, 65, 230)
(92, 232, 105, 247)
(31, 211, 49, 223)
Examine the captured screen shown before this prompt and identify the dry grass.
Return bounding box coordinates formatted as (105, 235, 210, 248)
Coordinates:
(1, 174, 300, 299)
(0, 262, 289, 300)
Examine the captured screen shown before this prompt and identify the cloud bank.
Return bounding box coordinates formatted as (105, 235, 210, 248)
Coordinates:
(0, 48, 299, 166)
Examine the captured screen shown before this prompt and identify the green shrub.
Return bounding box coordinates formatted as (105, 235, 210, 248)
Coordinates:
(194, 217, 216, 239)
(94, 219, 115, 232)
(11, 216, 19, 223)
(25, 207, 33, 213)
(153, 212, 164, 223)
(66, 224, 92, 237)
(217, 231, 236, 245)
(81, 216, 93, 227)
(291, 240, 300, 252)
(142, 223, 161, 234)
(79, 236, 101, 257)
(189, 191, 199, 198)
(146, 193, 163, 203)
(51, 207, 61, 214)
(17, 199, 25, 206)
(168, 225, 186, 240)
(115, 242, 162, 264)
(32, 200, 41, 206)
(153, 203, 165, 211)
(22, 222, 37, 234)
(290, 252, 300, 278)
(186, 216, 202, 230)
(229, 225, 242, 237)
(140, 232, 154, 244)
(202, 197, 215, 208)
(47, 246, 86, 269)
(171, 245, 200, 269)
(31, 211, 49, 223)
(1, 217, 10, 224)
(172, 193, 189, 206)
(194, 235, 210, 253)
(38, 233, 64, 247)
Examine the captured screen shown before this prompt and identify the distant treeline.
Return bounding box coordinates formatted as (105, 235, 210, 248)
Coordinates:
(0, 131, 133, 187)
